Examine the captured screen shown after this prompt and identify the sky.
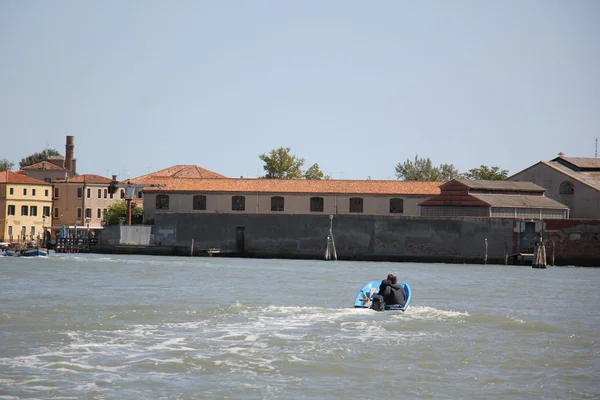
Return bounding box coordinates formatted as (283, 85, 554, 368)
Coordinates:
(1, 1, 599, 180)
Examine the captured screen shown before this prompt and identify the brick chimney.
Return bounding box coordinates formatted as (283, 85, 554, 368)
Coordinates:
(65, 136, 74, 172)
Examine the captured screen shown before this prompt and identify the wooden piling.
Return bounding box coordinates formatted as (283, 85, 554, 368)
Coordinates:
(532, 238, 547, 269)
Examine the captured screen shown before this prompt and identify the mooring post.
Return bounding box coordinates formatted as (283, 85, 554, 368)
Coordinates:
(191, 239, 194, 257)
(324, 215, 337, 261)
(533, 235, 547, 269)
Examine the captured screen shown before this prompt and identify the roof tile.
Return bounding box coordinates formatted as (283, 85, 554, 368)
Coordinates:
(0, 170, 51, 185)
(22, 161, 67, 171)
(128, 165, 226, 183)
(55, 174, 113, 184)
(143, 178, 443, 195)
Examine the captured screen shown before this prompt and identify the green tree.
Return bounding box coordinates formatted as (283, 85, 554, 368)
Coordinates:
(395, 155, 461, 181)
(303, 163, 330, 180)
(19, 149, 62, 169)
(259, 147, 305, 179)
(463, 165, 509, 180)
(102, 201, 144, 226)
(0, 158, 14, 171)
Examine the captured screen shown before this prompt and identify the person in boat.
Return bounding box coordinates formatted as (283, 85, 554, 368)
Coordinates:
(382, 275, 406, 307)
(377, 274, 394, 296)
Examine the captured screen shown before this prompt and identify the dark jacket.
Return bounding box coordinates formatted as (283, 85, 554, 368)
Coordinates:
(378, 279, 392, 296)
(383, 283, 406, 307)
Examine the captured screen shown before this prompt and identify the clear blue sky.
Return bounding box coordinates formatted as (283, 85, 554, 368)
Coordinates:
(1, 1, 598, 180)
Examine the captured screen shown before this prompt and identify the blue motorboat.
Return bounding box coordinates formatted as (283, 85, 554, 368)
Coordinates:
(354, 280, 412, 311)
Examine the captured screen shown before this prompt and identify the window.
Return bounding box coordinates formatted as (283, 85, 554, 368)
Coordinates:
(8, 226, 12, 237)
(9, 187, 13, 195)
(54, 207, 59, 218)
(54, 187, 59, 198)
(30, 206, 38, 216)
(156, 194, 170, 210)
(349, 197, 363, 213)
(98, 189, 102, 198)
(193, 195, 207, 210)
(21, 205, 28, 216)
(110, 192, 114, 199)
(85, 208, 92, 218)
(21, 226, 26, 239)
(559, 181, 574, 195)
(87, 188, 91, 198)
(137, 191, 143, 198)
(45, 189, 49, 196)
(43, 206, 50, 217)
(120, 189, 125, 199)
(271, 196, 284, 212)
(77, 188, 83, 198)
(30, 226, 35, 237)
(97, 208, 102, 218)
(23, 188, 27, 195)
(77, 208, 82, 218)
(32, 189, 36, 196)
(7, 205, 15, 216)
(310, 197, 324, 212)
(232, 196, 245, 211)
(104, 189, 108, 199)
(389, 198, 404, 214)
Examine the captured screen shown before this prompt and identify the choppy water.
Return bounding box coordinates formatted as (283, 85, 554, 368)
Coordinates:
(0, 254, 598, 399)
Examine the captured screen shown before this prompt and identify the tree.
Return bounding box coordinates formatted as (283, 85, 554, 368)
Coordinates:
(259, 147, 305, 179)
(303, 163, 330, 180)
(395, 155, 461, 181)
(102, 201, 144, 226)
(19, 149, 62, 169)
(462, 165, 509, 180)
(0, 158, 14, 171)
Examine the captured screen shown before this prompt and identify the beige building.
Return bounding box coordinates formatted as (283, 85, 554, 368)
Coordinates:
(508, 156, 600, 219)
(52, 174, 127, 230)
(0, 171, 53, 243)
(129, 165, 442, 221)
(22, 161, 72, 183)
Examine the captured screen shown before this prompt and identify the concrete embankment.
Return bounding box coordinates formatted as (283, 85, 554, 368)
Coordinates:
(93, 215, 600, 266)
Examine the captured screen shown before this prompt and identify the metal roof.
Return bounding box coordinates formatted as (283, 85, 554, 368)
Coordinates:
(543, 161, 600, 191)
(471, 194, 568, 209)
(552, 157, 600, 170)
(453, 180, 545, 192)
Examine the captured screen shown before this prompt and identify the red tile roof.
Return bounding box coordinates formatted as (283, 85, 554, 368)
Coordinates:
(22, 161, 67, 171)
(0, 170, 50, 185)
(142, 178, 443, 195)
(55, 174, 113, 184)
(127, 165, 227, 183)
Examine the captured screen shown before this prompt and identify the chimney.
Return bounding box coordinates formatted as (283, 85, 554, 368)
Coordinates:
(65, 136, 74, 172)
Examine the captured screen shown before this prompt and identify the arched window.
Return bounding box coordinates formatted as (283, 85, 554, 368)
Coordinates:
(349, 197, 363, 213)
(271, 196, 284, 211)
(389, 198, 404, 213)
(156, 194, 170, 210)
(559, 181, 574, 195)
(310, 196, 324, 212)
(193, 195, 207, 210)
(232, 195, 245, 211)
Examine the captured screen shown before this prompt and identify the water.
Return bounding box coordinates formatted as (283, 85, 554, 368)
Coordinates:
(1, 254, 598, 399)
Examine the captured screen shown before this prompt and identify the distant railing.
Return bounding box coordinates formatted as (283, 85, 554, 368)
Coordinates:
(55, 237, 91, 253)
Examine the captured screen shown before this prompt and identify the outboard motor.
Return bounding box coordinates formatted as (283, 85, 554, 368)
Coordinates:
(371, 295, 385, 311)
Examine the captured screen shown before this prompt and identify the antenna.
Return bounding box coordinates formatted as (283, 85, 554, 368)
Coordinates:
(596, 138, 598, 158)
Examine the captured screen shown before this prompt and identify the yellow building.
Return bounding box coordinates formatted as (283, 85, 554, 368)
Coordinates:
(0, 171, 53, 243)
